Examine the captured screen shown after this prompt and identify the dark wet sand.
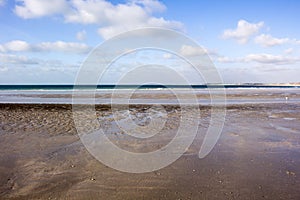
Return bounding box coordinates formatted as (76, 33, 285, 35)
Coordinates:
(0, 103, 300, 199)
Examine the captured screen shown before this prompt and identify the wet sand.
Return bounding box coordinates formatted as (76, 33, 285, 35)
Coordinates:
(0, 102, 300, 199)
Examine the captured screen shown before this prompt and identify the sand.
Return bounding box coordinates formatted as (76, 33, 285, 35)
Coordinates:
(0, 103, 300, 199)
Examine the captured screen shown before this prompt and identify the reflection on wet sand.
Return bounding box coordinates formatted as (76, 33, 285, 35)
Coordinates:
(0, 93, 300, 199)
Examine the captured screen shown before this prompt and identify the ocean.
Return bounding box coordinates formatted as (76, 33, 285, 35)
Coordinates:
(0, 85, 299, 105)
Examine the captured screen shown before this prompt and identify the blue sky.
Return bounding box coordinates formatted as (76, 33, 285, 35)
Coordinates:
(0, 0, 299, 84)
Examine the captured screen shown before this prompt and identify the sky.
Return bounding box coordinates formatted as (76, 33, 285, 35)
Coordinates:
(0, 0, 300, 84)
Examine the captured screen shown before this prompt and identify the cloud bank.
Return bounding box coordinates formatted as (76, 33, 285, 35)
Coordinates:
(14, 0, 184, 39)
(0, 40, 90, 54)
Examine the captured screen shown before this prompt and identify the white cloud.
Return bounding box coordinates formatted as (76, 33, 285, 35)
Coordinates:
(222, 20, 264, 44)
(36, 41, 90, 53)
(76, 30, 86, 41)
(130, 0, 166, 13)
(1, 40, 31, 52)
(163, 53, 172, 59)
(74, 0, 183, 39)
(14, 0, 69, 19)
(244, 53, 299, 65)
(0, 53, 81, 71)
(284, 48, 293, 54)
(217, 56, 236, 63)
(64, 0, 112, 24)
(0, 67, 8, 72)
(98, 17, 183, 39)
(180, 45, 210, 57)
(290, 39, 300, 45)
(0, 53, 38, 64)
(254, 34, 289, 47)
(14, 0, 184, 39)
(0, 40, 90, 54)
(216, 53, 300, 65)
(0, 0, 5, 6)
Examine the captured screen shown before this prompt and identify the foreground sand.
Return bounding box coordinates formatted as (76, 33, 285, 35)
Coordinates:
(0, 103, 300, 199)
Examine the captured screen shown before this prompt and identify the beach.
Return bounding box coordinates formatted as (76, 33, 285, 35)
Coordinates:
(1, 0, 299, 199)
(0, 90, 300, 199)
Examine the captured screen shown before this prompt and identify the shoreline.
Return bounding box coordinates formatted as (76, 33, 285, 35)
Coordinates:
(1, 87, 299, 105)
(0, 102, 299, 109)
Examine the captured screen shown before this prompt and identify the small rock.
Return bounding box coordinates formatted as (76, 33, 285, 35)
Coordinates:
(156, 172, 161, 176)
(286, 171, 296, 176)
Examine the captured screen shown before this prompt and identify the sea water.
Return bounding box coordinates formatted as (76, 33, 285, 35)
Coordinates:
(0, 85, 299, 105)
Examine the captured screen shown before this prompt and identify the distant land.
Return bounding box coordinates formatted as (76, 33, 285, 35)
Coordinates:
(221, 83, 300, 86)
(207, 83, 300, 87)
(0, 83, 299, 90)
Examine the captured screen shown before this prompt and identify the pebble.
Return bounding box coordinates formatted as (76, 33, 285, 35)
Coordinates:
(156, 172, 161, 176)
(286, 171, 296, 176)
